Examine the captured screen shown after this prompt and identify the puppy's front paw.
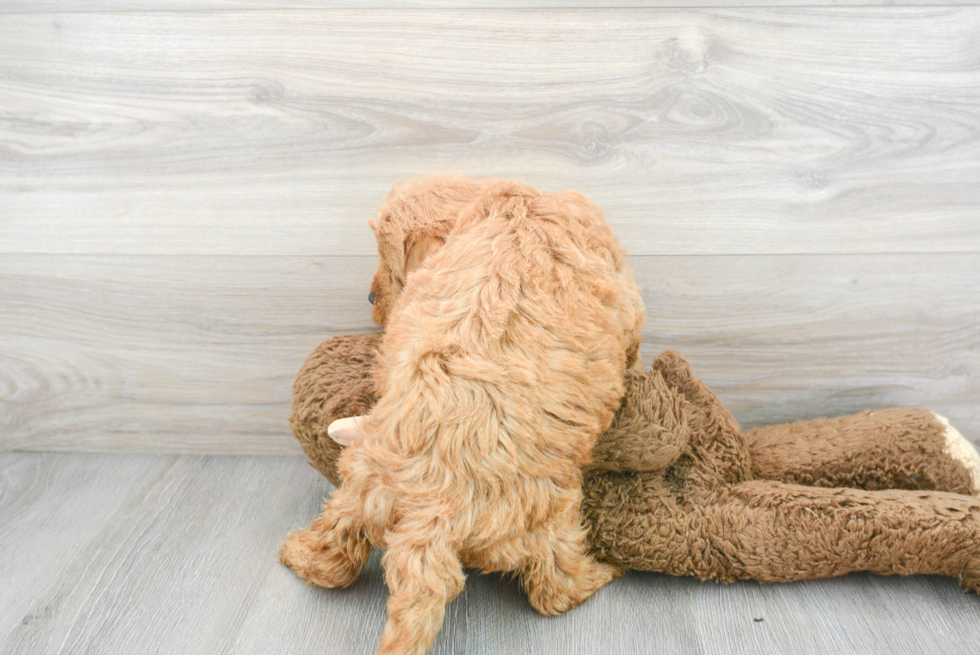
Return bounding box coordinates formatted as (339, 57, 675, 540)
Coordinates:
(278, 528, 363, 589)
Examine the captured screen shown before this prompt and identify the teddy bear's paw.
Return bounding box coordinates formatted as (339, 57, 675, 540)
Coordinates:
(278, 528, 363, 588)
(933, 413, 980, 495)
(958, 558, 980, 595)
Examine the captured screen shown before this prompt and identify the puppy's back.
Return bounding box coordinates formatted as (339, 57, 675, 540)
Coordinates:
(368, 182, 642, 483)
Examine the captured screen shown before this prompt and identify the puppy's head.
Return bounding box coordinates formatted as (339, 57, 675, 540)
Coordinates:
(368, 173, 483, 326)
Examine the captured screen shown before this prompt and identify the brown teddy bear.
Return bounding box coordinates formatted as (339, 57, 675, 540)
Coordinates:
(284, 331, 980, 592)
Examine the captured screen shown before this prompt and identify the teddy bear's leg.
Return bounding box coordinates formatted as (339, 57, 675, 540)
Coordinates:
(583, 473, 735, 580)
(586, 476, 980, 591)
(278, 483, 371, 589)
(518, 503, 625, 616)
(711, 480, 980, 591)
(376, 518, 465, 655)
(745, 408, 980, 495)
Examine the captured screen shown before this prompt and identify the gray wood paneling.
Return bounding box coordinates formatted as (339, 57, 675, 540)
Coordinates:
(2, 452, 980, 655)
(2, 9, 979, 256)
(2, 253, 977, 453)
(2, 1, 977, 11)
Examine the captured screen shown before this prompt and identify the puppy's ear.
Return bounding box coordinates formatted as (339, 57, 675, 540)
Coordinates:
(372, 218, 407, 284)
(404, 232, 445, 276)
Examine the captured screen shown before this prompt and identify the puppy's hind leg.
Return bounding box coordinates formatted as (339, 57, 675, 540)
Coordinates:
(519, 502, 625, 616)
(377, 518, 465, 655)
(279, 484, 371, 589)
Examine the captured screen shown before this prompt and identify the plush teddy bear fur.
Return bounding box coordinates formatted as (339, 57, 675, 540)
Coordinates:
(281, 177, 645, 655)
(287, 333, 980, 595)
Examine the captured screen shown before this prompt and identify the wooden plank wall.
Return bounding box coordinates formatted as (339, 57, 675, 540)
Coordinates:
(1, 5, 978, 454)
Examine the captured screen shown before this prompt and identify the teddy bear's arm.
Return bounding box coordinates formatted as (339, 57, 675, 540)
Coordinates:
(745, 408, 980, 496)
(586, 369, 691, 475)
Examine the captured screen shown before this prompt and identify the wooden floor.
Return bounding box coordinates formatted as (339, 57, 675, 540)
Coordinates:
(2, 450, 979, 655)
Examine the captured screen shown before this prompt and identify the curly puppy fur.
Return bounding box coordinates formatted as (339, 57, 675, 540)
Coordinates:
(286, 175, 644, 655)
(368, 174, 486, 328)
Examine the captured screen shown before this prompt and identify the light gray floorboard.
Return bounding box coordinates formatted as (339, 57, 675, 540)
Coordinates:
(2, 9, 979, 257)
(0, 453, 165, 645)
(2, 452, 980, 655)
(0, 453, 327, 654)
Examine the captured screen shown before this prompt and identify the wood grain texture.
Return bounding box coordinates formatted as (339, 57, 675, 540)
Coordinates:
(2, 253, 977, 453)
(0, 452, 326, 654)
(2, 9, 979, 256)
(0, 453, 165, 645)
(2, 451, 980, 654)
(3, 4, 979, 650)
(5, 0, 980, 12)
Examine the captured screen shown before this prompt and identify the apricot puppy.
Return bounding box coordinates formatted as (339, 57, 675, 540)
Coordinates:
(280, 175, 645, 655)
